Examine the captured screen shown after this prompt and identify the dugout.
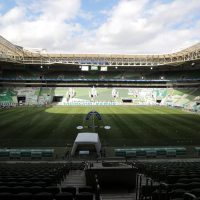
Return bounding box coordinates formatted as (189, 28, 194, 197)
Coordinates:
(115, 147, 186, 158)
(0, 149, 54, 160)
(17, 96, 26, 105)
(53, 96, 63, 102)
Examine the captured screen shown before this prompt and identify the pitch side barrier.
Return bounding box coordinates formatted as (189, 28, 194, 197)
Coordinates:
(61, 102, 162, 106)
(0, 102, 16, 107)
(1, 77, 200, 82)
(62, 102, 122, 106)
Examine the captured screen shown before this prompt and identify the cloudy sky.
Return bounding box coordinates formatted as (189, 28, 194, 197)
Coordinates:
(0, 0, 200, 54)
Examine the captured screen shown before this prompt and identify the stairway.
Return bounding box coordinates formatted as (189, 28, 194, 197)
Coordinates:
(101, 192, 135, 200)
(62, 170, 86, 187)
(61, 170, 136, 200)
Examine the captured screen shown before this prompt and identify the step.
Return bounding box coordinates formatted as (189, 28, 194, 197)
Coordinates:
(101, 193, 135, 200)
(62, 170, 86, 187)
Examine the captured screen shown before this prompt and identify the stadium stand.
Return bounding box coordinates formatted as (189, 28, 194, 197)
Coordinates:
(135, 160, 200, 200)
(0, 162, 95, 200)
(1, 69, 200, 81)
(1, 87, 199, 112)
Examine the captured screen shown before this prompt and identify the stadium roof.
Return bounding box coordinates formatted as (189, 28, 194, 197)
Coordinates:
(0, 35, 200, 66)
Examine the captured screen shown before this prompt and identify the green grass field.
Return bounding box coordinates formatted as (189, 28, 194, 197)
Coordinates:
(0, 106, 200, 147)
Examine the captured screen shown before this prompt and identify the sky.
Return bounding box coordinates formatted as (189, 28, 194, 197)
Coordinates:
(0, 0, 200, 54)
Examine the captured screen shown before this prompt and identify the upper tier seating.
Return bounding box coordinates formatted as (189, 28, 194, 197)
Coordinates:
(1, 69, 200, 81)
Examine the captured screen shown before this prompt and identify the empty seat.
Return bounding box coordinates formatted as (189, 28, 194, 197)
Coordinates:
(6, 178, 16, 182)
(184, 193, 196, 200)
(172, 183, 187, 190)
(14, 192, 33, 200)
(34, 192, 54, 200)
(6, 181, 18, 187)
(18, 178, 27, 182)
(20, 181, 33, 187)
(78, 186, 93, 193)
(55, 192, 74, 200)
(61, 186, 76, 197)
(35, 181, 47, 187)
(0, 192, 13, 200)
(139, 185, 157, 200)
(190, 188, 200, 197)
(177, 178, 191, 184)
(167, 175, 180, 184)
(45, 186, 60, 194)
(29, 177, 40, 182)
(187, 182, 200, 190)
(152, 189, 169, 200)
(190, 178, 200, 182)
(76, 192, 93, 200)
(42, 178, 53, 184)
(28, 186, 43, 194)
(0, 185, 10, 193)
(170, 189, 187, 199)
(12, 186, 26, 194)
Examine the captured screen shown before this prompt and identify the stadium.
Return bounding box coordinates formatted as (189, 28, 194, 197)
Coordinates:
(0, 0, 200, 199)
(1, 35, 200, 147)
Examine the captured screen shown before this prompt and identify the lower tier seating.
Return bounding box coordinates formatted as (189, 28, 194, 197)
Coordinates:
(136, 160, 200, 200)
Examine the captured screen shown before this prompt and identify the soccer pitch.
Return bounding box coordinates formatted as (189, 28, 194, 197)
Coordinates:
(0, 106, 200, 147)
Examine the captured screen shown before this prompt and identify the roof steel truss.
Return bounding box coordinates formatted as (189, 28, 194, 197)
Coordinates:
(1, 35, 200, 66)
